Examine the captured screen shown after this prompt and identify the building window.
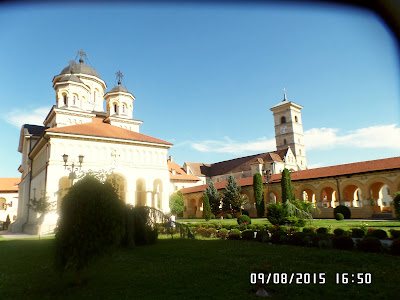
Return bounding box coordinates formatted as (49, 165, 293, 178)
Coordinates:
(281, 116, 286, 124)
(299, 149, 302, 155)
(63, 94, 67, 105)
(114, 104, 117, 113)
(122, 104, 126, 113)
(284, 139, 287, 145)
(94, 91, 97, 103)
(73, 95, 76, 105)
(295, 116, 298, 122)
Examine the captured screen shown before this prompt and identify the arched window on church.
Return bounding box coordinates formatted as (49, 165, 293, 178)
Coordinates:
(73, 95, 76, 105)
(284, 139, 287, 145)
(114, 104, 118, 114)
(63, 94, 67, 106)
(122, 104, 126, 113)
(281, 116, 286, 124)
(94, 91, 97, 103)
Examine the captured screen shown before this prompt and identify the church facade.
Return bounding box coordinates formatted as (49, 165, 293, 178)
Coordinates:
(11, 54, 173, 234)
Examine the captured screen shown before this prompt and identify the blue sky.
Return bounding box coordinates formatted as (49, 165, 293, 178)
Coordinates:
(0, 1, 399, 178)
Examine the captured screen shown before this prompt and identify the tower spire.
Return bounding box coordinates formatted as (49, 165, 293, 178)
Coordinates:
(116, 70, 123, 86)
(283, 88, 287, 101)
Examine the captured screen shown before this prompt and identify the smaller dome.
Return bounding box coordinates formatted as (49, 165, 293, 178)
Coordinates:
(59, 74, 84, 84)
(109, 85, 129, 93)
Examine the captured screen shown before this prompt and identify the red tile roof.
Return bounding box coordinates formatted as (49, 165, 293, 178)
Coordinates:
(0, 178, 20, 192)
(168, 160, 201, 182)
(181, 156, 400, 194)
(46, 117, 173, 146)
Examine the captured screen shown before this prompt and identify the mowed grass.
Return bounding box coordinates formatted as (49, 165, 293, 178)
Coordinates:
(1, 236, 400, 299)
(178, 218, 400, 231)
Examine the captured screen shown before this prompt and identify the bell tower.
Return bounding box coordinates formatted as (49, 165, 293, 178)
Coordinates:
(270, 89, 307, 170)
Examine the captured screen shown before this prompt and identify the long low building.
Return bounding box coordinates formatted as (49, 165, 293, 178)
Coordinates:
(180, 156, 400, 219)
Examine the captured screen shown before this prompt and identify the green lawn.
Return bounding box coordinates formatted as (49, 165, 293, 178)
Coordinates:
(1, 236, 400, 299)
(178, 218, 400, 231)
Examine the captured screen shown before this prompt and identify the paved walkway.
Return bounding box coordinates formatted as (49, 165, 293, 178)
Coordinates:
(0, 230, 54, 239)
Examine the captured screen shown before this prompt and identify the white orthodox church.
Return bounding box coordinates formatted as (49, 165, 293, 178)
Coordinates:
(11, 53, 174, 234)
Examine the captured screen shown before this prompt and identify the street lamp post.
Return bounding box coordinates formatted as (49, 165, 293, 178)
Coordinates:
(63, 154, 84, 186)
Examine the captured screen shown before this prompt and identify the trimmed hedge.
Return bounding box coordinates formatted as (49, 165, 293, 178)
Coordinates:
(335, 213, 344, 221)
(237, 215, 251, 225)
(351, 228, 365, 238)
(333, 205, 351, 219)
(332, 236, 354, 250)
(357, 237, 382, 253)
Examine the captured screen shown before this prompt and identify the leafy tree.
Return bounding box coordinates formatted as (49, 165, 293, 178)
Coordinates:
(222, 175, 241, 214)
(281, 168, 294, 203)
(55, 175, 125, 285)
(231, 194, 249, 215)
(202, 194, 212, 221)
(253, 172, 264, 217)
(205, 181, 221, 216)
(28, 196, 55, 239)
(169, 191, 184, 216)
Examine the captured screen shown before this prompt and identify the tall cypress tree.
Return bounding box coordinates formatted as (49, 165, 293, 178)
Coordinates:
(222, 175, 241, 214)
(202, 194, 212, 221)
(205, 181, 221, 216)
(253, 172, 264, 217)
(281, 168, 294, 203)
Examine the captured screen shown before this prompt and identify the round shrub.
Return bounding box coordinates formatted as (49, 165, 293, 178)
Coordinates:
(255, 230, 270, 243)
(368, 229, 388, 239)
(241, 229, 255, 240)
(287, 232, 310, 247)
(351, 228, 365, 238)
(237, 214, 251, 225)
(266, 202, 287, 225)
(279, 225, 289, 233)
(316, 227, 329, 235)
(257, 224, 266, 231)
(302, 227, 316, 234)
(390, 239, 400, 255)
(312, 234, 332, 248)
(389, 229, 400, 239)
(247, 224, 257, 231)
(333, 205, 351, 219)
(226, 213, 232, 219)
(332, 236, 354, 250)
(333, 228, 346, 237)
(295, 218, 307, 227)
(270, 230, 288, 244)
(210, 214, 216, 219)
(335, 213, 344, 221)
(217, 228, 229, 239)
(357, 237, 382, 253)
(228, 229, 241, 240)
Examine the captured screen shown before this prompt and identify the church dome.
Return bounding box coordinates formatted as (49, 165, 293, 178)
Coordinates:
(59, 74, 84, 84)
(109, 85, 129, 93)
(60, 61, 100, 78)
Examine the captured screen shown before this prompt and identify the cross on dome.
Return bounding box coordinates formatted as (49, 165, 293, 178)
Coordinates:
(116, 70, 124, 85)
(76, 49, 87, 63)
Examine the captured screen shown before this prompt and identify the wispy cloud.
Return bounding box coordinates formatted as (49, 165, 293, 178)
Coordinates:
(184, 124, 400, 155)
(190, 136, 276, 154)
(3, 107, 49, 128)
(304, 124, 400, 150)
